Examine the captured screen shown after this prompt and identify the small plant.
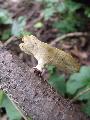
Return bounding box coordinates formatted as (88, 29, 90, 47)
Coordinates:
(0, 90, 27, 120)
(0, 9, 30, 41)
(67, 66, 90, 116)
(48, 66, 90, 116)
(47, 65, 66, 96)
(12, 16, 26, 36)
(0, 9, 12, 24)
(36, 0, 90, 33)
(0, 9, 12, 41)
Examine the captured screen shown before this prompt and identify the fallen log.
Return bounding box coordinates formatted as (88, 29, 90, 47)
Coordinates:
(0, 48, 89, 120)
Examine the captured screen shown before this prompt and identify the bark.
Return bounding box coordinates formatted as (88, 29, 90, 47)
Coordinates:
(0, 48, 89, 120)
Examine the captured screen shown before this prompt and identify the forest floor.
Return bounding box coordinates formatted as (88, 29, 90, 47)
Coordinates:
(0, 0, 90, 66)
(0, 0, 90, 120)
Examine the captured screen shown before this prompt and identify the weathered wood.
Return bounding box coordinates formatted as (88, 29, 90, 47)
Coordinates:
(0, 48, 89, 120)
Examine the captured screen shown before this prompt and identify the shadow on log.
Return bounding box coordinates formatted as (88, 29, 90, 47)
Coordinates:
(0, 48, 89, 120)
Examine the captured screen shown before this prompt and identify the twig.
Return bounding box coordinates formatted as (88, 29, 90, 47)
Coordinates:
(71, 87, 90, 102)
(3, 36, 17, 47)
(50, 32, 90, 45)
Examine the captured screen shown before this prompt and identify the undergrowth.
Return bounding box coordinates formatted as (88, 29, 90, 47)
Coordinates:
(48, 65, 90, 116)
(0, 9, 31, 41)
(36, 0, 90, 33)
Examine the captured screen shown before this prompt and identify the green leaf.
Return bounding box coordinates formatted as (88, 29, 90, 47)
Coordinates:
(74, 85, 90, 101)
(20, 31, 32, 37)
(34, 22, 43, 28)
(65, 0, 82, 12)
(53, 12, 85, 33)
(43, 7, 55, 20)
(66, 66, 90, 95)
(56, 2, 66, 13)
(85, 7, 90, 18)
(82, 100, 90, 116)
(0, 91, 27, 120)
(48, 72, 66, 96)
(1, 29, 11, 41)
(0, 9, 12, 24)
(46, 65, 56, 74)
(0, 90, 4, 105)
(53, 20, 77, 33)
(12, 16, 26, 36)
